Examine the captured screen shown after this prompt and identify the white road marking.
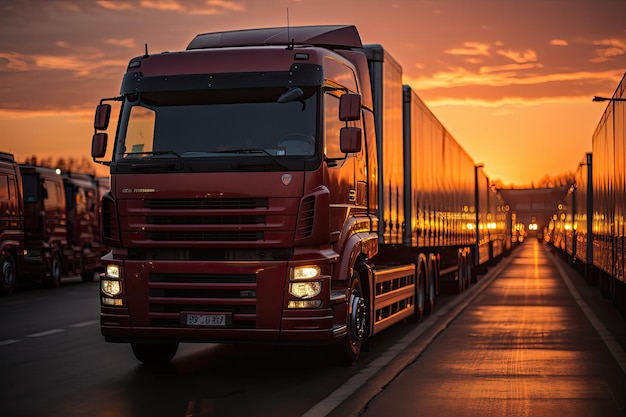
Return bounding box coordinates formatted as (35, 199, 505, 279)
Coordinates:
(68, 320, 99, 328)
(1, 319, 99, 348)
(551, 255, 626, 374)
(0, 339, 20, 347)
(26, 329, 64, 338)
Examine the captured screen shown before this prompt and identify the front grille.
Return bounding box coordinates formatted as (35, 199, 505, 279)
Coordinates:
(146, 231, 264, 241)
(148, 272, 257, 328)
(145, 198, 268, 210)
(296, 195, 315, 239)
(148, 215, 265, 225)
(151, 273, 255, 283)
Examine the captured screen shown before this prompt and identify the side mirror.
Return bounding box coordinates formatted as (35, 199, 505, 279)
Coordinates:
(339, 93, 361, 121)
(340, 127, 362, 153)
(92, 133, 108, 158)
(94, 104, 111, 130)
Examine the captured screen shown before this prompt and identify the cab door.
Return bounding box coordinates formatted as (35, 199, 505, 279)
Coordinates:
(324, 91, 357, 241)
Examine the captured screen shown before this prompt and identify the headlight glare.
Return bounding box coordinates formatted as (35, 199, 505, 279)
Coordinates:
(289, 281, 322, 299)
(106, 264, 120, 278)
(101, 279, 122, 297)
(291, 265, 321, 280)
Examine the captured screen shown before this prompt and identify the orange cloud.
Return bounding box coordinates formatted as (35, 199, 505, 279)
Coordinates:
(404, 69, 624, 91)
(96, 1, 134, 11)
(0, 49, 127, 78)
(444, 42, 491, 57)
(96, 0, 245, 14)
(588, 38, 626, 62)
(480, 63, 544, 74)
(104, 38, 137, 48)
(549, 39, 568, 46)
(497, 49, 538, 63)
(0, 52, 29, 71)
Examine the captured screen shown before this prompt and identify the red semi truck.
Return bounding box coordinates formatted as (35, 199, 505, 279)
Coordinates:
(62, 172, 110, 281)
(0, 152, 24, 295)
(0, 152, 109, 294)
(91, 25, 510, 364)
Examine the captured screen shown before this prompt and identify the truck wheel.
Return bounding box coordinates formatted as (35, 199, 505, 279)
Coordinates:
(464, 253, 472, 288)
(457, 252, 466, 294)
(408, 262, 425, 323)
(1, 252, 17, 296)
(48, 252, 63, 288)
(342, 270, 366, 365)
(425, 255, 437, 315)
(131, 342, 179, 364)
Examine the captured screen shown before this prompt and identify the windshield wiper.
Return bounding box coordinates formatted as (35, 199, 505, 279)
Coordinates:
(124, 150, 194, 172)
(217, 148, 290, 170)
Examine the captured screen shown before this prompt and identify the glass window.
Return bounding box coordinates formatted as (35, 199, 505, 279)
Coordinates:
(115, 87, 317, 160)
(324, 94, 344, 159)
(0, 176, 8, 200)
(124, 106, 155, 156)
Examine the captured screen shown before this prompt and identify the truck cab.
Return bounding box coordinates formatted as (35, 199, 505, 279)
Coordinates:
(0, 152, 24, 295)
(19, 164, 68, 287)
(62, 172, 108, 281)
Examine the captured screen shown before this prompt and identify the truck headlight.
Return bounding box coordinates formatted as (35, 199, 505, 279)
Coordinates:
(101, 279, 122, 297)
(289, 281, 322, 299)
(291, 265, 321, 280)
(106, 264, 120, 278)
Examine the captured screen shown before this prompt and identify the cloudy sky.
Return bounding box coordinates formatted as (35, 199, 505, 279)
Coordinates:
(0, 0, 625, 185)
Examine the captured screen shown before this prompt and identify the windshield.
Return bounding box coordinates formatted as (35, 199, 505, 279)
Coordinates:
(114, 87, 317, 161)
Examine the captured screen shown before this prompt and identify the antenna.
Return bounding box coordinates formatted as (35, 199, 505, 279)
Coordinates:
(286, 8, 293, 50)
(144, 43, 149, 57)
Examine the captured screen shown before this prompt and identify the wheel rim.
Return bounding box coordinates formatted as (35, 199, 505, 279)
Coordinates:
(348, 291, 366, 343)
(52, 255, 61, 281)
(2, 258, 15, 288)
(417, 271, 425, 311)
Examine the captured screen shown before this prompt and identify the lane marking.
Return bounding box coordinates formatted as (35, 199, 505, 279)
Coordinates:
(69, 320, 99, 328)
(0, 339, 20, 347)
(26, 329, 65, 338)
(550, 252, 626, 374)
(1, 320, 99, 348)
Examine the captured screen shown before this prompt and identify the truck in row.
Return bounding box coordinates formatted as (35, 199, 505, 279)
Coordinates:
(548, 72, 625, 317)
(90, 25, 512, 365)
(0, 152, 109, 295)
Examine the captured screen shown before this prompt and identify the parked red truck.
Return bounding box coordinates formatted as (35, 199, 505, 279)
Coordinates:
(19, 164, 68, 287)
(91, 25, 510, 364)
(0, 152, 109, 294)
(62, 172, 110, 281)
(0, 152, 24, 295)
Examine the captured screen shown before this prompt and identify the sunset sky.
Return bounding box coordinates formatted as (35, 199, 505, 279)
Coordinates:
(1, 0, 625, 186)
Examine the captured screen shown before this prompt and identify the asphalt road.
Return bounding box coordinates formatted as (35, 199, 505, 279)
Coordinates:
(1, 240, 624, 417)
(330, 239, 626, 417)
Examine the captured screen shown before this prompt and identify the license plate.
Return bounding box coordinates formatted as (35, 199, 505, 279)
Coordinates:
(182, 312, 231, 327)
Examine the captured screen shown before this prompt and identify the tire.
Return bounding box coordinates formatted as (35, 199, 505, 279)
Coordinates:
(408, 262, 425, 323)
(457, 252, 466, 294)
(464, 253, 472, 288)
(131, 342, 179, 365)
(341, 270, 367, 365)
(468, 250, 477, 284)
(48, 252, 63, 288)
(1, 252, 17, 296)
(425, 258, 437, 315)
